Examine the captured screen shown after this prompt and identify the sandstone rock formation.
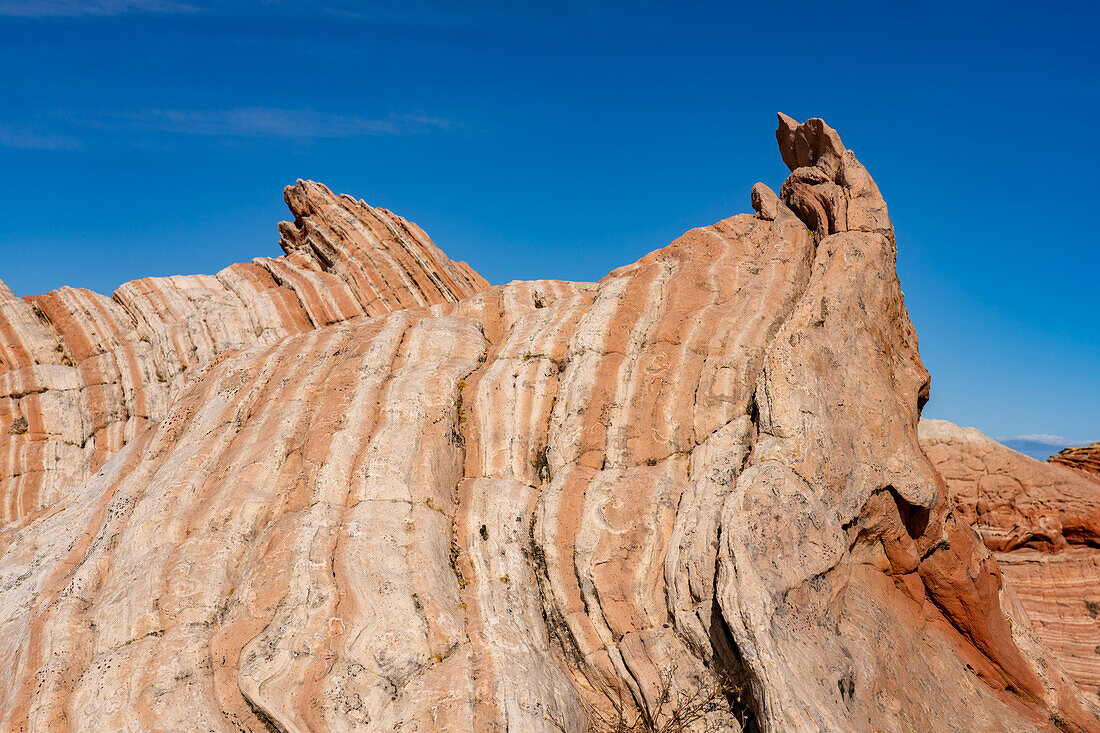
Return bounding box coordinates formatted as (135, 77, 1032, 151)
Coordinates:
(920, 419, 1100, 702)
(0, 179, 487, 523)
(1, 117, 1097, 732)
(1050, 443, 1100, 477)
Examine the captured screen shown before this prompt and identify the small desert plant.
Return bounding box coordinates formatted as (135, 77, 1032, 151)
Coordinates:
(548, 665, 747, 733)
(532, 446, 552, 483)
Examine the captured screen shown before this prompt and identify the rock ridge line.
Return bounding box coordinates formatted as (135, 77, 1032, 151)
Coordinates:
(0, 116, 1097, 732)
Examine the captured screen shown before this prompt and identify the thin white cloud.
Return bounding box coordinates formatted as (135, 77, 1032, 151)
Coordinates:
(318, 2, 481, 24)
(0, 0, 639, 28)
(997, 433, 1072, 447)
(79, 108, 457, 139)
(0, 0, 201, 17)
(316, 0, 641, 29)
(0, 124, 81, 150)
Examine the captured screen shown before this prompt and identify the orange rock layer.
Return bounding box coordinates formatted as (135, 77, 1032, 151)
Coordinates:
(0, 119, 1096, 732)
(1051, 443, 1100, 477)
(0, 180, 487, 522)
(921, 419, 1100, 703)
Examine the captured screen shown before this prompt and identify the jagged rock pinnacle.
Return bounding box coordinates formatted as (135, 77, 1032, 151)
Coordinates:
(0, 119, 1095, 732)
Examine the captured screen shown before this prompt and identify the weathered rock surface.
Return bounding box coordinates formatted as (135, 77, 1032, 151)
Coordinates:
(0, 179, 487, 522)
(1051, 443, 1100, 477)
(0, 117, 1097, 732)
(920, 418, 1100, 701)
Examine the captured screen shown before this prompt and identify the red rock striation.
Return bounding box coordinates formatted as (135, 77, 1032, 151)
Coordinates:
(1051, 443, 1100, 477)
(0, 118, 1096, 732)
(0, 180, 486, 523)
(921, 418, 1100, 702)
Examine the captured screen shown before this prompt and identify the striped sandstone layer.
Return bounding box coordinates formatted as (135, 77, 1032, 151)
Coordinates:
(1051, 443, 1100, 477)
(0, 179, 487, 522)
(921, 419, 1100, 700)
(0, 117, 1096, 732)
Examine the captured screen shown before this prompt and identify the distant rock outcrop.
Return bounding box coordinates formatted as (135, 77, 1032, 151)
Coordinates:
(1051, 442, 1100, 477)
(0, 118, 1096, 732)
(921, 418, 1100, 700)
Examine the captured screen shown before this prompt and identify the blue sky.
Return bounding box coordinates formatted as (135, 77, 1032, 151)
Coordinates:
(1, 0, 1096, 452)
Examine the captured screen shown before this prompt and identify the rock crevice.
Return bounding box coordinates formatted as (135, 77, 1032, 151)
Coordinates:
(0, 117, 1096, 732)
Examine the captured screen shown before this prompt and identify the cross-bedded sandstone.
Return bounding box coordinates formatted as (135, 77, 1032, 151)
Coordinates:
(0, 118, 1096, 732)
(0, 180, 486, 523)
(921, 418, 1100, 702)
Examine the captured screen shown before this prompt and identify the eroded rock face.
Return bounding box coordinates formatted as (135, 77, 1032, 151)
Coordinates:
(921, 418, 1100, 701)
(0, 118, 1097, 732)
(1051, 443, 1100, 477)
(0, 179, 487, 523)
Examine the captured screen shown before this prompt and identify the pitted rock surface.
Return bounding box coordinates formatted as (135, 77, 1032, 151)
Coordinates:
(921, 418, 1100, 701)
(0, 118, 1096, 732)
